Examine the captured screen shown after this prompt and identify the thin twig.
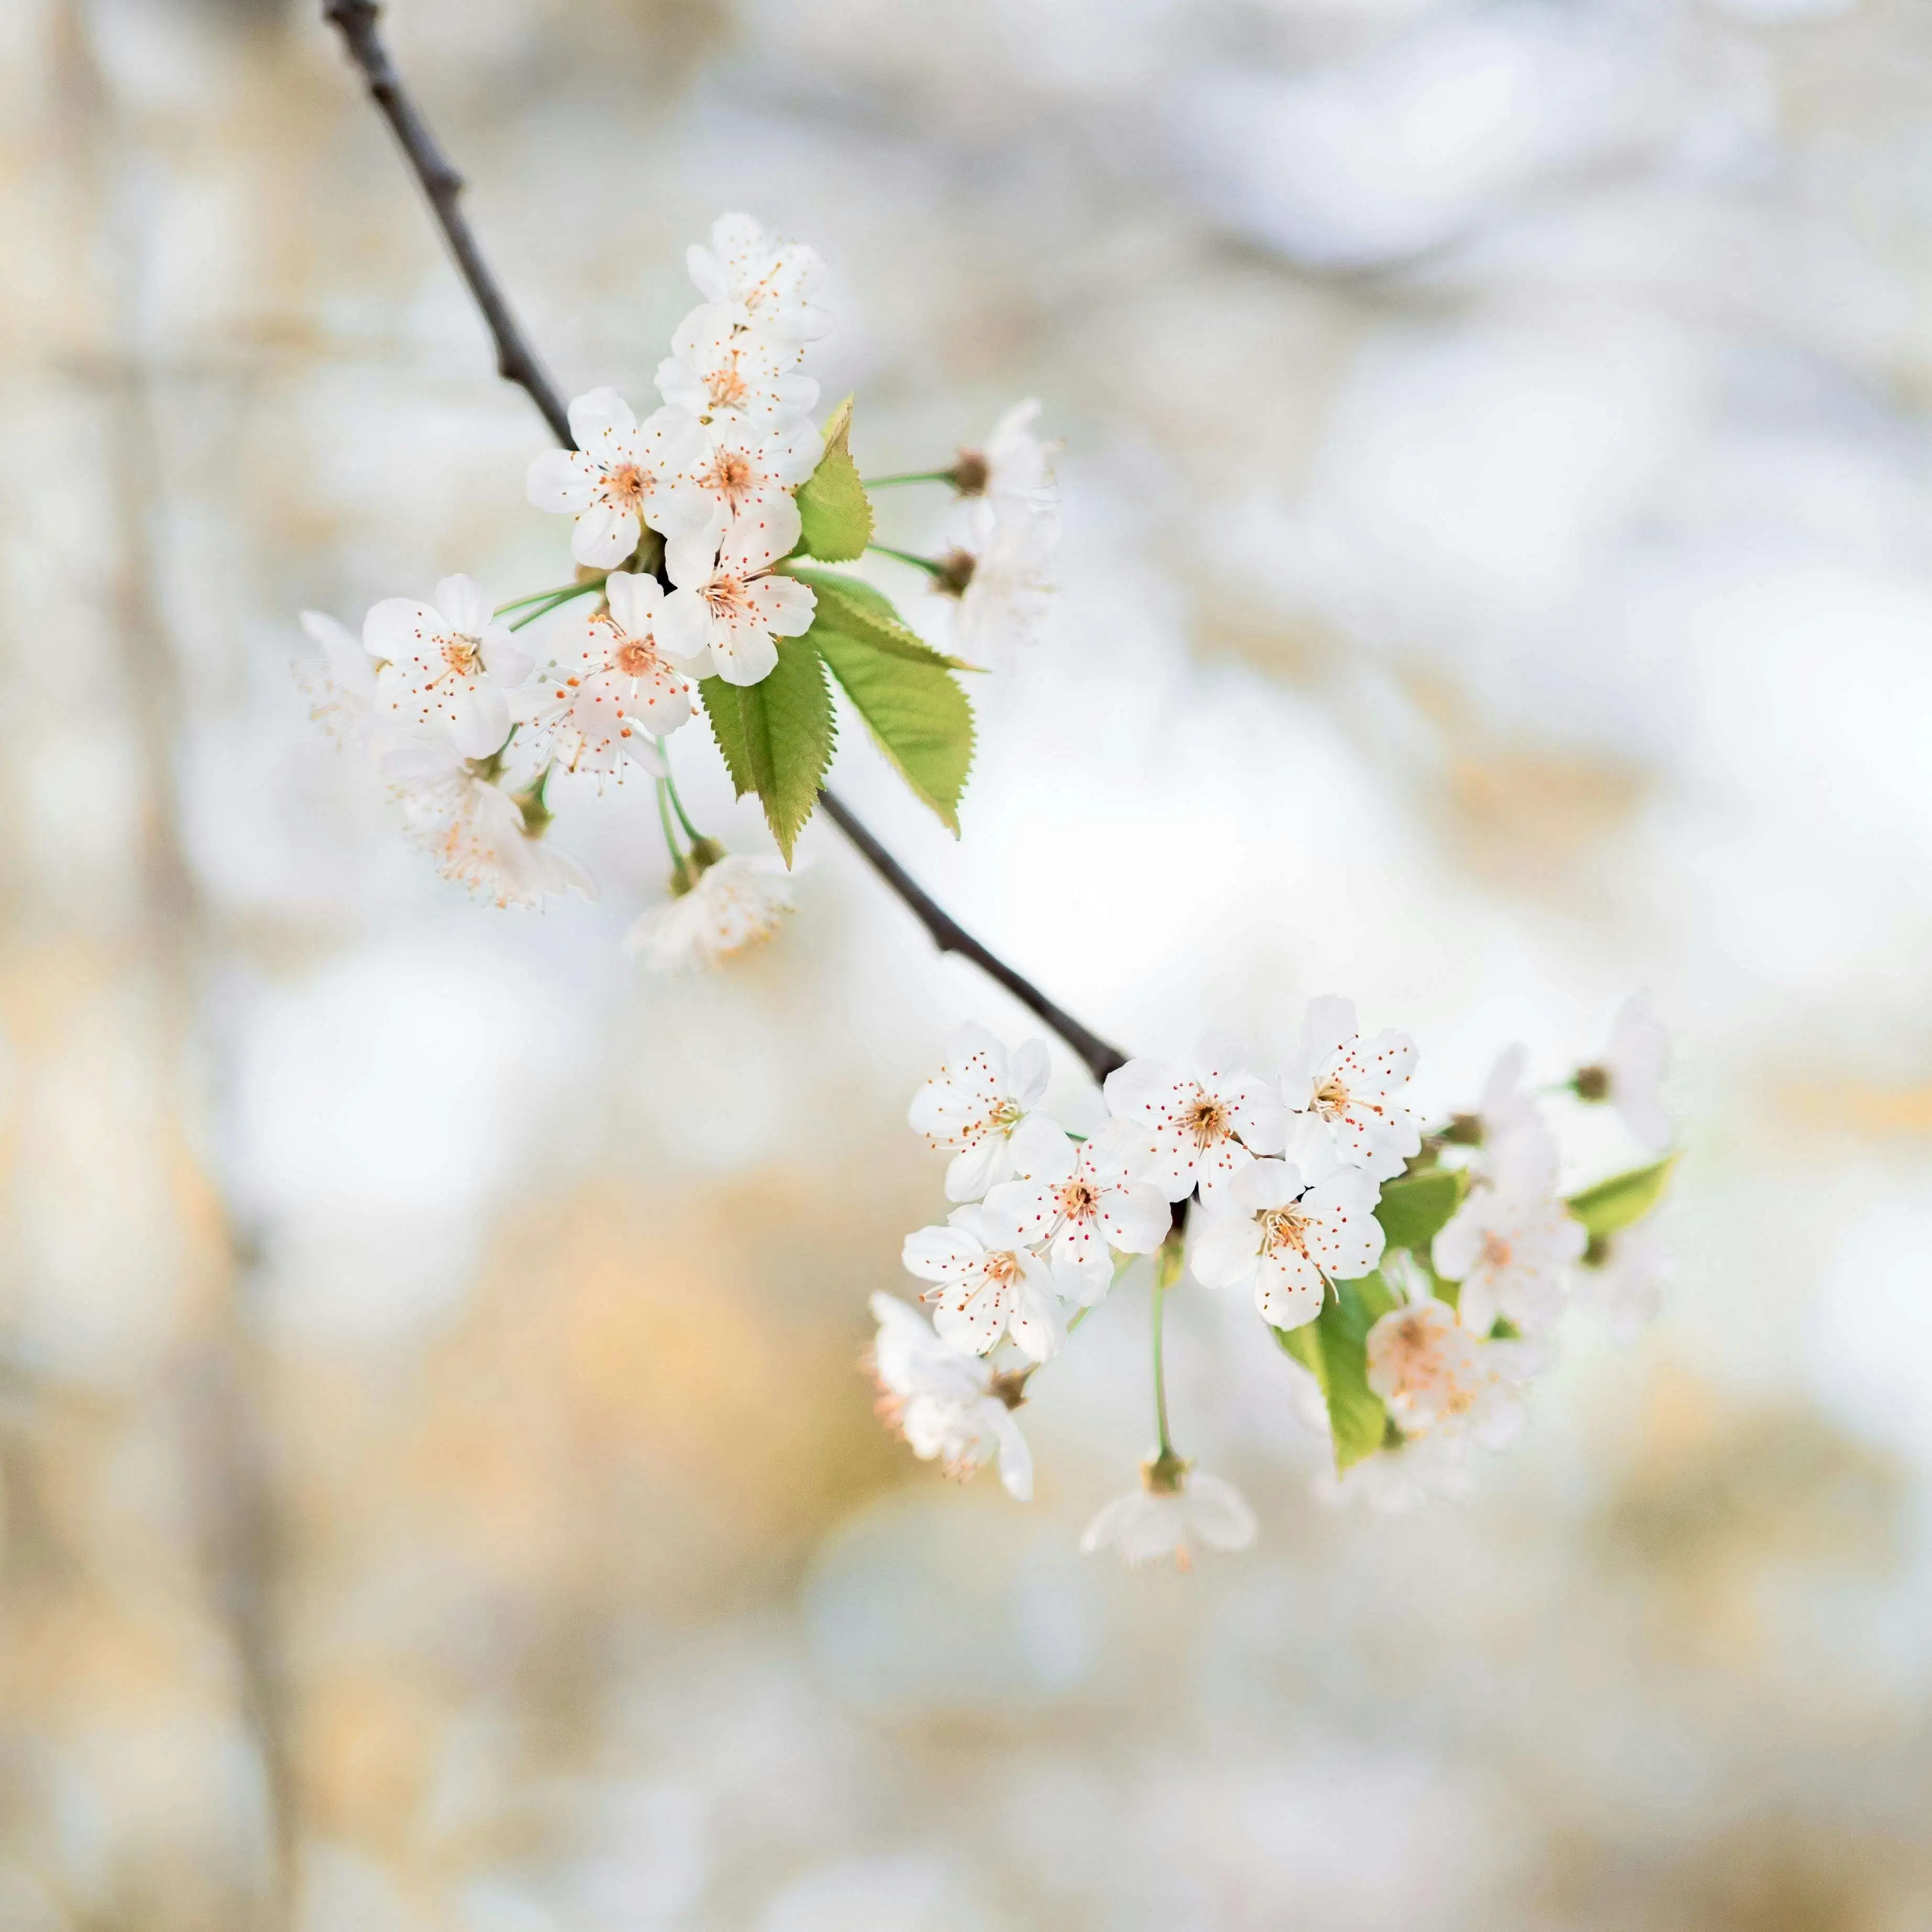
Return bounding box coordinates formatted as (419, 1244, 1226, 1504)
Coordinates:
(319, 0, 1131, 1087)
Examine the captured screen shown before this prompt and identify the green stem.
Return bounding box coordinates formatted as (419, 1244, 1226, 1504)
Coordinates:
(494, 580, 595, 615)
(867, 543, 947, 578)
(653, 778, 685, 861)
(661, 765, 703, 843)
(1151, 1239, 1181, 1460)
(861, 470, 957, 489)
(506, 581, 603, 631)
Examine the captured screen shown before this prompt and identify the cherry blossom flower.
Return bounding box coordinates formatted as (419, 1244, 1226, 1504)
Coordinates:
(681, 417, 823, 565)
(1470, 1042, 1558, 1180)
(659, 522, 817, 687)
(624, 854, 794, 970)
(1188, 1156, 1385, 1330)
(528, 571, 689, 779)
(1103, 1036, 1288, 1205)
(686, 212, 832, 342)
(363, 575, 533, 759)
(1574, 1221, 1667, 1340)
(1577, 990, 1672, 1151)
(1080, 1464, 1257, 1569)
(380, 741, 594, 910)
(1432, 1178, 1585, 1338)
(1363, 1297, 1530, 1446)
(1279, 995, 1422, 1182)
(985, 1116, 1172, 1303)
(901, 1202, 1063, 1361)
(1316, 1431, 1473, 1513)
(656, 303, 819, 430)
(908, 1024, 1065, 1204)
(946, 400, 1059, 664)
(296, 608, 378, 745)
(866, 1294, 1032, 1501)
(526, 388, 713, 569)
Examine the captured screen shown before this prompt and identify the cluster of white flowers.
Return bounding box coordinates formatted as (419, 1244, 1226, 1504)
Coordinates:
(942, 400, 1060, 664)
(871, 992, 1677, 1561)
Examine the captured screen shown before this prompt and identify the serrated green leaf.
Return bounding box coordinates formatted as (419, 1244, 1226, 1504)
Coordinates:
(1274, 1271, 1399, 1474)
(1374, 1167, 1468, 1253)
(788, 569, 975, 834)
(793, 396, 874, 563)
(698, 638, 835, 864)
(1567, 1155, 1676, 1241)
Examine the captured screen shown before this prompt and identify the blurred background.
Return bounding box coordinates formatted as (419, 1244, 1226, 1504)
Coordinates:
(6, 0, 1932, 1925)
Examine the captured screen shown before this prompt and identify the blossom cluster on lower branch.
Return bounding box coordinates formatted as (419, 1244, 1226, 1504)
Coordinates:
(870, 993, 1677, 1566)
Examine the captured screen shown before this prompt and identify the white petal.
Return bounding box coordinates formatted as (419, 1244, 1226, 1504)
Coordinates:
(1184, 1473, 1258, 1551)
(746, 569, 815, 638)
(1188, 1211, 1261, 1292)
(363, 597, 442, 659)
(448, 684, 510, 759)
(654, 588, 711, 669)
(481, 630, 533, 689)
(989, 1405, 1033, 1502)
(943, 1138, 1008, 1204)
(605, 570, 662, 637)
(1007, 1115, 1075, 1183)
(902, 1225, 984, 1284)
(1009, 1037, 1052, 1108)
(527, 447, 595, 512)
(567, 385, 636, 448)
(434, 574, 490, 635)
(710, 623, 778, 687)
(572, 501, 640, 569)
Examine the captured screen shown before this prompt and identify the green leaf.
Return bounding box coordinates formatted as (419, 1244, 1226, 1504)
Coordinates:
(789, 569, 975, 833)
(1374, 1168, 1468, 1254)
(698, 637, 835, 864)
(1274, 1271, 1399, 1474)
(793, 396, 874, 563)
(1567, 1155, 1676, 1240)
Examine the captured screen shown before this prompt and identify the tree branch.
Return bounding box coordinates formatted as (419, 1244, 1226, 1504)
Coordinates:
(320, 0, 1131, 1088)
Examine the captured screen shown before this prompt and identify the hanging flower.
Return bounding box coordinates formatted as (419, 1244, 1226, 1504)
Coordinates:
(1279, 995, 1422, 1182)
(656, 303, 820, 430)
(1576, 991, 1672, 1152)
(526, 387, 714, 569)
(1080, 1460, 1257, 1569)
(1363, 1297, 1531, 1446)
(866, 1294, 1033, 1501)
(363, 574, 533, 759)
(985, 1116, 1172, 1303)
(686, 211, 832, 342)
(296, 608, 378, 745)
(943, 400, 1059, 664)
(1187, 1156, 1385, 1330)
(659, 521, 817, 687)
(1432, 1179, 1586, 1338)
(908, 1024, 1067, 1204)
(1103, 1036, 1288, 1204)
(901, 1202, 1064, 1361)
(624, 853, 794, 970)
(1574, 1221, 1667, 1339)
(528, 571, 689, 779)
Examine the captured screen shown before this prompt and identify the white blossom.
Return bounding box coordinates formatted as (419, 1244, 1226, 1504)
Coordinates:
(1574, 1220, 1667, 1339)
(908, 1024, 1065, 1204)
(1473, 1042, 1558, 1180)
(686, 212, 832, 342)
(526, 388, 713, 569)
(1315, 1432, 1473, 1513)
(1585, 990, 1672, 1152)
(1103, 1036, 1288, 1205)
(1432, 1178, 1586, 1338)
(363, 574, 532, 759)
(985, 1116, 1172, 1304)
(681, 416, 823, 565)
(380, 741, 595, 910)
(624, 854, 794, 970)
(1080, 1467, 1257, 1569)
(948, 400, 1058, 664)
(1188, 1156, 1385, 1330)
(1364, 1297, 1530, 1446)
(660, 520, 817, 687)
(296, 608, 378, 745)
(528, 571, 689, 779)
(656, 303, 818, 431)
(1279, 995, 1422, 1182)
(866, 1294, 1032, 1501)
(901, 1202, 1063, 1362)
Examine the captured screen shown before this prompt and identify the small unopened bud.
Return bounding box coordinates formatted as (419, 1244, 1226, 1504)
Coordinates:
(1141, 1448, 1191, 1495)
(988, 1369, 1030, 1411)
(1581, 1231, 1610, 1269)
(932, 548, 977, 598)
(1574, 1064, 1611, 1103)
(686, 835, 728, 876)
(947, 449, 990, 495)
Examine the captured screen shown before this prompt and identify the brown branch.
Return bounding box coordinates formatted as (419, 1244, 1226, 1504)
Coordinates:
(320, 0, 1131, 1088)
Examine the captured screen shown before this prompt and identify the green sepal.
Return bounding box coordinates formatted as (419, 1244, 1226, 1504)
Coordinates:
(1274, 1271, 1400, 1474)
(1566, 1155, 1676, 1241)
(1373, 1167, 1468, 1254)
(793, 396, 874, 563)
(698, 637, 836, 865)
(787, 567, 975, 834)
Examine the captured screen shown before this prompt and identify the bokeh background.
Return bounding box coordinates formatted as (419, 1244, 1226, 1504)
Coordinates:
(6, 0, 1932, 1925)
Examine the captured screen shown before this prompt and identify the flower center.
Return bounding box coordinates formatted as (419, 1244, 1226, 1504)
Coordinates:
(1185, 1096, 1229, 1147)
(701, 574, 749, 620)
(983, 1250, 1023, 1287)
(606, 462, 648, 508)
(1259, 1206, 1309, 1256)
(441, 634, 481, 676)
(1480, 1231, 1514, 1271)
(707, 363, 749, 410)
(1313, 1076, 1350, 1119)
(1058, 1178, 1098, 1218)
(614, 640, 656, 677)
(699, 450, 756, 508)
